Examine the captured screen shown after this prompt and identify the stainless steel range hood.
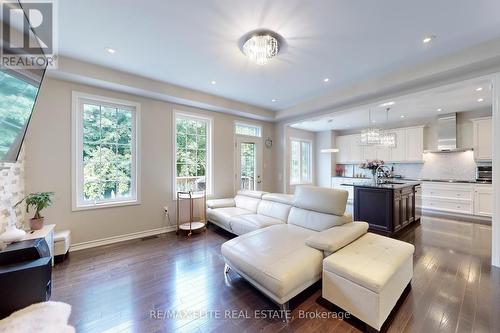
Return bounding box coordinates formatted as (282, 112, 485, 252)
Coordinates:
(423, 113, 474, 153)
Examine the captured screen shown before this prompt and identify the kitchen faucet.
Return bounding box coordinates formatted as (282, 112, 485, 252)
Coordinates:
(375, 165, 392, 184)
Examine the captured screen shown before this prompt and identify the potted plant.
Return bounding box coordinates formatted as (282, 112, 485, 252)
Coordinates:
(15, 192, 54, 230)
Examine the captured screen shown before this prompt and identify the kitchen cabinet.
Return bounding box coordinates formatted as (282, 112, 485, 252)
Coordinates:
(418, 182, 492, 217)
(390, 129, 407, 161)
(405, 127, 424, 161)
(474, 185, 492, 217)
(376, 145, 391, 162)
(336, 135, 350, 163)
(471, 117, 492, 161)
(335, 125, 424, 164)
(350, 135, 363, 162)
(363, 145, 377, 161)
(353, 183, 419, 236)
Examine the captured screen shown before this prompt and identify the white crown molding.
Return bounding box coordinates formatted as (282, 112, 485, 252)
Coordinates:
(70, 226, 176, 252)
(47, 56, 275, 122)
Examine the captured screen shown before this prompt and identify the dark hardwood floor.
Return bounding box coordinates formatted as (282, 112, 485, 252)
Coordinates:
(52, 216, 500, 333)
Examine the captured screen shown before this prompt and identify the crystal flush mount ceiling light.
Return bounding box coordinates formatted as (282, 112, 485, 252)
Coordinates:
(240, 30, 283, 65)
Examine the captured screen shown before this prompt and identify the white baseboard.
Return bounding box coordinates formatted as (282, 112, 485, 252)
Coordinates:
(70, 225, 177, 252)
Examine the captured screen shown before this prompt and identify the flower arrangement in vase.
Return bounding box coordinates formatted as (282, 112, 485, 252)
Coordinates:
(359, 160, 385, 183)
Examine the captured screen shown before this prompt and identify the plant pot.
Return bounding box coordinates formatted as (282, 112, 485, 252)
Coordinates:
(30, 217, 45, 231)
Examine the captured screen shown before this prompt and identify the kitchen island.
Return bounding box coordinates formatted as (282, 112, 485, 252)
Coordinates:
(342, 181, 421, 236)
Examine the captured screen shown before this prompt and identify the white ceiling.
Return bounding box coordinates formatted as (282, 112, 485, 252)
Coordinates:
(56, 0, 500, 111)
(290, 77, 493, 132)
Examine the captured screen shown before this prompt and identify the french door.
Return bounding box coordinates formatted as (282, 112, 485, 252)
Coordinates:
(235, 137, 262, 191)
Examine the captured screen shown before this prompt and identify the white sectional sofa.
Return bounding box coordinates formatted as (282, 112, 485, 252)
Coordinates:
(217, 186, 415, 331)
(207, 191, 296, 235)
(220, 186, 364, 306)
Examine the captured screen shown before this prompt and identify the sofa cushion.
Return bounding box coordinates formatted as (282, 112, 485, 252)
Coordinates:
(221, 224, 323, 300)
(237, 190, 268, 199)
(261, 193, 294, 205)
(305, 222, 368, 254)
(234, 195, 261, 213)
(257, 199, 292, 221)
(294, 186, 348, 216)
(206, 198, 235, 209)
(230, 214, 285, 235)
(207, 207, 253, 230)
(287, 207, 351, 231)
(323, 233, 415, 293)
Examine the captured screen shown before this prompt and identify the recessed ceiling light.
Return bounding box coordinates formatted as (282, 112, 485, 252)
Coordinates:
(210, 80, 217, 85)
(422, 35, 436, 44)
(271, 98, 277, 102)
(476, 87, 483, 91)
(105, 47, 116, 54)
(372, 120, 377, 123)
(437, 108, 443, 112)
(323, 78, 330, 83)
(477, 98, 484, 102)
(379, 101, 395, 107)
(400, 115, 405, 118)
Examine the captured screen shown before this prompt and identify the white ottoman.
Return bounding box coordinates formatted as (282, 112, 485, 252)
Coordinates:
(322, 233, 414, 331)
(54, 230, 71, 260)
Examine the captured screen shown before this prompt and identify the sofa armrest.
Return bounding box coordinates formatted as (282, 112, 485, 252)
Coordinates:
(305, 222, 369, 253)
(207, 198, 235, 209)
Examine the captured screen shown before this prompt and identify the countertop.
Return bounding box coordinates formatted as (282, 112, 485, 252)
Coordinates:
(401, 178, 491, 184)
(341, 180, 421, 189)
(333, 176, 491, 185)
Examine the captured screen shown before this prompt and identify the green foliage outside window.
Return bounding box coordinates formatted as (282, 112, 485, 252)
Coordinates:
(176, 117, 208, 192)
(82, 103, 133, 201)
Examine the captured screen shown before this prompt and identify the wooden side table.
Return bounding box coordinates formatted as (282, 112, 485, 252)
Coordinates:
(176, 191, 206, 237)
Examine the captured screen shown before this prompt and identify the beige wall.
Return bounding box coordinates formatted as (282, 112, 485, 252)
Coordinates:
(25, 78, 276, 244)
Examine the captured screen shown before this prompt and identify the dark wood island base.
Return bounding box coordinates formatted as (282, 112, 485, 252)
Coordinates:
(351, 181, 421, 237)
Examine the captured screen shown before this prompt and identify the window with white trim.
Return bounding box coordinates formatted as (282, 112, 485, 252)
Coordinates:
(72, 92, 140, 209)
(290, 139, 312, 184)
(235, 122, 261, 137)
(174, 112, 212, 194)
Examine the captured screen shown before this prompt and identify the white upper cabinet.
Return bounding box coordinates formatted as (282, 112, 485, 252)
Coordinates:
(335, 125, 424, 164)
(405, 127, 424, 162)
(363, 145, 377, 161)
(390, 129, 407, 162)
(350, 135, 364, 162)
(471, 117, 492, 161)
(335, 135, 350, 163)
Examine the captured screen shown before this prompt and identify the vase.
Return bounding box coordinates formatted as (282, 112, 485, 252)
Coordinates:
(30, 217, 45, 231)
(371, 170, 377, 184)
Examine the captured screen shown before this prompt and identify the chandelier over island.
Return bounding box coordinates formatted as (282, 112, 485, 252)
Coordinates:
(359, 107, 396, 147)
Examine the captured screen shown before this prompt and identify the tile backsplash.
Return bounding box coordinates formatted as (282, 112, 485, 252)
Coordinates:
(393, 150, 477, 180)
(337, 150, 478, 181)
(0, 149, 26, 233)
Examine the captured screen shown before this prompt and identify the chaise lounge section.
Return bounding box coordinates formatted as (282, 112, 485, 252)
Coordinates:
(221, 186, 365, 309)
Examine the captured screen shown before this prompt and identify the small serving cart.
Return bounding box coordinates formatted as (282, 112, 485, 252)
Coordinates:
(176, 191, 207, 237)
